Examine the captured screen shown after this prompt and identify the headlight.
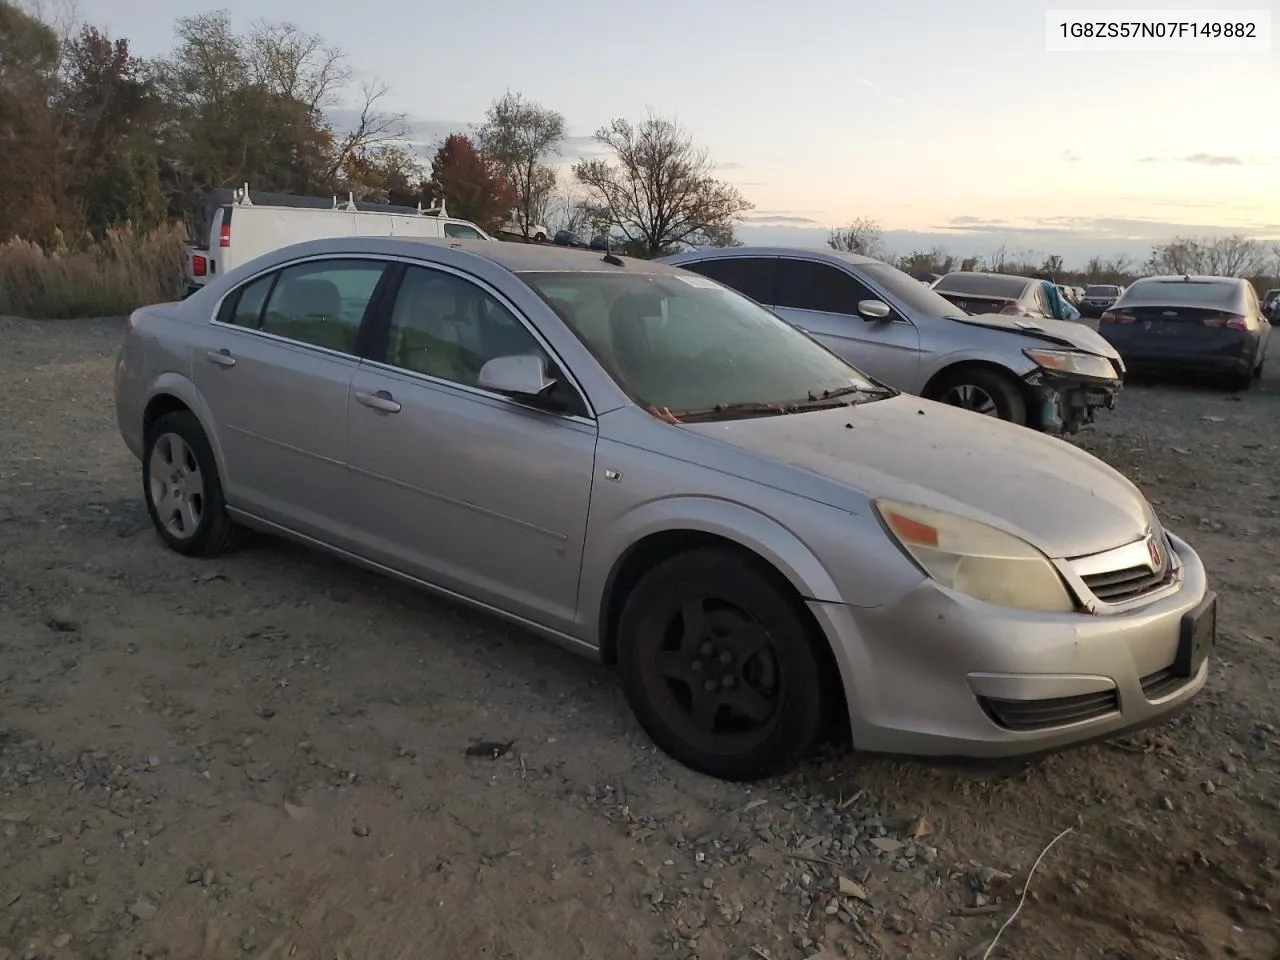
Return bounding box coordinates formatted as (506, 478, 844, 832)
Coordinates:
(1024, 348, 1118, 380)
(874, 500, 1076, 613)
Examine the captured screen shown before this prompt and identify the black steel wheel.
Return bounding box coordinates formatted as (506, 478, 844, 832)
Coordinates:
(617, 548, 828, 780)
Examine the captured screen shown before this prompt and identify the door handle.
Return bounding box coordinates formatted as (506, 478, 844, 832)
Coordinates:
(355, 390, 401, 413)
(206, 348, 236, 367)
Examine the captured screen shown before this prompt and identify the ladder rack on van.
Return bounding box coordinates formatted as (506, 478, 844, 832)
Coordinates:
(230, 183, 448, 219)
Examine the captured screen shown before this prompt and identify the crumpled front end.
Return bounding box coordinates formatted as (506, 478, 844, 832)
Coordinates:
(1023, 361, 1124, 434)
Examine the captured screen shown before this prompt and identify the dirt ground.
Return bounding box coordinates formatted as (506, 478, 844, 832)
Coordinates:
(1, 315, 1277, 960)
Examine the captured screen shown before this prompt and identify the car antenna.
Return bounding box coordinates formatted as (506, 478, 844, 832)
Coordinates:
(601, 235, 623, 267)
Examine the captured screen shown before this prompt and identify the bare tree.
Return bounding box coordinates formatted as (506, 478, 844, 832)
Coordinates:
(546, 182, 595, 236)
(325, 79, 408, 184)
(986, 244, 1010, 273)
(478, 91, 565, 239)
(828, 217, 883, 258)
(247, 21, 349, 114)
(573, 111, 751, 255)
(1204, 235, 1266, 277)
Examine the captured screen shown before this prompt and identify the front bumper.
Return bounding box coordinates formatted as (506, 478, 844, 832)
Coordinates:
(810, 532, 1210, 758)
(1023, 367, 1122, 433)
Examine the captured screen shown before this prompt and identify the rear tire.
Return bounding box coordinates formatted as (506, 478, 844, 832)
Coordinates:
(142, 411, 244, 557)
(616, 548, 829, 781)
(930, 367, 1028, 425)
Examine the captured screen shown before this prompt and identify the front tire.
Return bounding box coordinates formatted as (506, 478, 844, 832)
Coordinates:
(616, 548, 828, 781)
(930, 367, 1028, 425)
(142, 411, 243, 556)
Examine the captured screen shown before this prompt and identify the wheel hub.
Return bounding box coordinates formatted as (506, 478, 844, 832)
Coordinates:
(689, 638, 743, 693)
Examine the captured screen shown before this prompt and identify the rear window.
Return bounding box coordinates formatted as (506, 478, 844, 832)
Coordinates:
(1121, 280, 1240, 306)
(933, 274, 1032, 298)
(1084, 285, 1119, 297)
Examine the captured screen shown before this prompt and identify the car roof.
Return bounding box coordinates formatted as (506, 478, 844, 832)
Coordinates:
(247, 235, 688, 276)
(662, 246, 884, 267)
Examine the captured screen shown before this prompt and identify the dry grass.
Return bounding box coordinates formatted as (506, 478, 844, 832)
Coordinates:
(0, 223, 187, 319)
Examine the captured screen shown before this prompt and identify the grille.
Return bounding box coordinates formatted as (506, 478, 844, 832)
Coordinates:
(1140, 665, 1186, 700)
(979, 690, 1120, 732)
(1081, 563, 1171, 603)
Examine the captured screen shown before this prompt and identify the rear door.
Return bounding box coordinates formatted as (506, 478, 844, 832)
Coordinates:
(771, 258, 921, 386)
(193, 256, 392, 545)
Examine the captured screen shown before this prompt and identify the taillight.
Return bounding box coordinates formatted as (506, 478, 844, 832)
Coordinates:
(191, 254, 207, 277)
(1201, 313, 1247, 330)
(219, 223, 230, 248)
(1100, 309, 1135, 325)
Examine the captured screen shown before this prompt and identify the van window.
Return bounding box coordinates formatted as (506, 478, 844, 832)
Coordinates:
(444, 222, 484, 240)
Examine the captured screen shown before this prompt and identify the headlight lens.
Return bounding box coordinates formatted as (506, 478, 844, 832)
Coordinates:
(874, 499, 1076, 613)
(1024, 348, 1118, 380)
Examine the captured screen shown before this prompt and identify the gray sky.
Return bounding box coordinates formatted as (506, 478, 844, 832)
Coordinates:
(75, 0, 1280, 265)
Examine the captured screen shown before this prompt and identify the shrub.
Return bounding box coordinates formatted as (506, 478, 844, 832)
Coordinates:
(0, 222, 187, 319)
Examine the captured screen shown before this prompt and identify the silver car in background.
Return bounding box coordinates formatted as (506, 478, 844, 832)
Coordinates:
(114, 237, 1213, 781)
(658, 247, 1123, 434)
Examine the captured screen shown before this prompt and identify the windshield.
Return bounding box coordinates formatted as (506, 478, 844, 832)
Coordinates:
(519, 271, 886, 416)
(1084, 285, 1119, 297)
(858, 262, 964, 317)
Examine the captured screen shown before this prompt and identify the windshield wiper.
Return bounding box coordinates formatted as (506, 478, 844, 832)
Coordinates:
(804, 384, 888, 402)
(671, 401, 798, 422)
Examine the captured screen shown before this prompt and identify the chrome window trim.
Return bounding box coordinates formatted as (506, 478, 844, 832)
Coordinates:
(207, 252, 597, 420)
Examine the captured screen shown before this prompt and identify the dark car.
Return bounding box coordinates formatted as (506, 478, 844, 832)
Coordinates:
(1078, 284, 1125, 318)
(1099, 275, 1271, 390)
(931, 272, 1055, 318)
(1263, 287, 1280, 318)
(553, 229, 586, 247)
(588, 235, 610, 251)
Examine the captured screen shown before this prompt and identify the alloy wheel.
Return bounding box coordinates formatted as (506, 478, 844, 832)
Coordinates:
(147, 432, 205, 539)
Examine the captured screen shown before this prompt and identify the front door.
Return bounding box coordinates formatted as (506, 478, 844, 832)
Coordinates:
(771, 258, 922, 388)
(345, 264, 597, 634)
(192, 257, 389, 543)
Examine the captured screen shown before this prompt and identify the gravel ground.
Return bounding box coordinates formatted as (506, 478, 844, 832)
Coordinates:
(0, 315, 1277, 960)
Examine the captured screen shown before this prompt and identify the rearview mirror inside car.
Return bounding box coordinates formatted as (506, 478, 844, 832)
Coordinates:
(478, 354, 557, 399)
(857, 299, 892, 321)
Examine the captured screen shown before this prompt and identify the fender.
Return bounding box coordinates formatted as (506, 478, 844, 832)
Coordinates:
(920, 350, 1035, 392)
(144, 373, 228, 477)
(581, 494, 846, 644)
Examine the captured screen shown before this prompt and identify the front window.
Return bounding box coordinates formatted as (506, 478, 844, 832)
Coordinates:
(1084, 285, 1119, 297)
(519, 271, 887, 418)
(857, 262, 964, 317)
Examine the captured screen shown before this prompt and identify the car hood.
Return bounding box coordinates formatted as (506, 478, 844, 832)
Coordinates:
(951, 313, 1120, 358)
(682, 397, 1151, 559)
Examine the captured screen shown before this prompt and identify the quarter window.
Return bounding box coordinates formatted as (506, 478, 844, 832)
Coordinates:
(774, 260, 877, 315)
(218, 272, 275, 328)
(258, 259, 386, 354)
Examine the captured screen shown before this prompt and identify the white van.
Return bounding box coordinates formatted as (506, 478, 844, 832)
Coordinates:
(184, 186, 496, 296)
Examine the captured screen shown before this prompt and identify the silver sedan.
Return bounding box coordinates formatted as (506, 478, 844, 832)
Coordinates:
(114, 237, 1215, 780)
(658, 247, 1123, 434)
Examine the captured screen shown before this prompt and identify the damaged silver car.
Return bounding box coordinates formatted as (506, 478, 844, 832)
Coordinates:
(658, 248, 1123, 434)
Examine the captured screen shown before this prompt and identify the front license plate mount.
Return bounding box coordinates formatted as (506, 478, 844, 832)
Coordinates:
(1174, 591, 1217, 678)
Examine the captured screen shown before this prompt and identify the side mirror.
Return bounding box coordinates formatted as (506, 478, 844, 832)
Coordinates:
(857, 299, 892, 321)
(477, 354, 556, 399)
